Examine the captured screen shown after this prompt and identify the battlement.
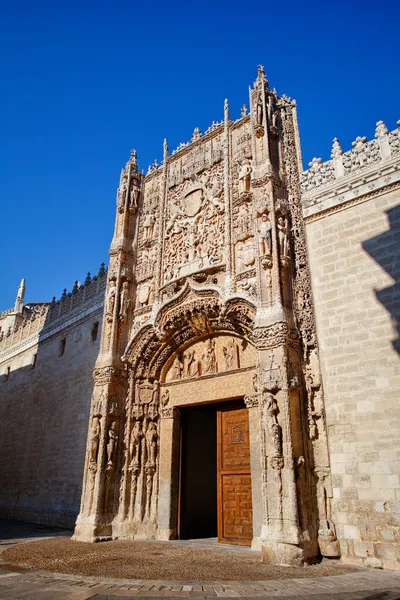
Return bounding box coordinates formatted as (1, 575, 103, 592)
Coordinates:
(0, 265, 107, 358)
(301, 120, 400, 195)
(44, 264, 107, 330)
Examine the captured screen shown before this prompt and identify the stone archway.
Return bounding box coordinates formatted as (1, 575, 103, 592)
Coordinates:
(109, 286, 261, 544)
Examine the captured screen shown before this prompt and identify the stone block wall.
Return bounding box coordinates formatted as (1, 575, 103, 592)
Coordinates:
(305, 189, 400, 569)
(0, 273, 106, 529)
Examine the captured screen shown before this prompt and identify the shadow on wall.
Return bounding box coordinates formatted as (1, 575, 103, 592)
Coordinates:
(362, 204, 400, 355)
(0, 519, 71, 544)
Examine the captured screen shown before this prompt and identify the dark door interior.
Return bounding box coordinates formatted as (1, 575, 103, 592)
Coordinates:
(179, 404, 217, 539)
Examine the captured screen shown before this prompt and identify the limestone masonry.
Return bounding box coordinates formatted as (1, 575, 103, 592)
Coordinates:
(0, 67, 399, 569)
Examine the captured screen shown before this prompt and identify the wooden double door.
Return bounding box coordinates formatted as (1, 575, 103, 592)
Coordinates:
(179, 401, 253, 546)
(217, 403, 253, 545)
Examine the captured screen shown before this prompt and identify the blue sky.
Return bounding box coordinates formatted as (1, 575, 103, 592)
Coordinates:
(1, 0, 399, 311)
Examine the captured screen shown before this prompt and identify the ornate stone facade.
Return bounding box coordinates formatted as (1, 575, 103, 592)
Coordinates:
(1, 69, 398, 570)
(72, 66, 338, 566)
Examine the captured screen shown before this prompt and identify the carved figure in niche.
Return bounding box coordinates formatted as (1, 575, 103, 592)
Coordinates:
(89, 416, 101, 465)
(129, 179, 139, 210)
(161, 389, 170, 407)
(202, 338, 217, 374)
(129, 420, 142, 467)
(258, 213, 272, 256)
(184, 349, 198, 378)
(172, 356, 183, 379)
(263, 392, 282, 456)
(119, 281, 131, 320)
(222, 338, 237, 371)
(146, 422, 158, 466)
(314, 468, 336, 540)
(143, 212, 156, 241)
(239, 158, 252, 194)
(106, 280, 116, 315)
(238, 159, 252, 194)
(277, 216, 289, 258)
(118, 179, 128, 209)
(256, 90, 263, 126)
(237, 240, 255, 273)
(237, 204, 250, 237)
(106, 421, 118, 466)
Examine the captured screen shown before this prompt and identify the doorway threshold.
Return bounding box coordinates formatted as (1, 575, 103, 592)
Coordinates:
(167, 537, 260, 555)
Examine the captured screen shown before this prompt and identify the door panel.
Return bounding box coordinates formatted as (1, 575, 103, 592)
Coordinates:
(217, 404, 253, 545)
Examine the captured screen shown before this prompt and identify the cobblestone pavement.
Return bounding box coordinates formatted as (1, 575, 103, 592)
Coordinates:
(1, 520, 400, 599)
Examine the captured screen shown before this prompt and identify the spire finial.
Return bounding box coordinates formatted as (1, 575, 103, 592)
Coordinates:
(14, 278, 25, 313)
(224, 98, 229, 121)
(130, 149, 138, 173)
(163, 138, 169, 161)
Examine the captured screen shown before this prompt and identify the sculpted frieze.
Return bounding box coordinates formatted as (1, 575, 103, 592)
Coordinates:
(164, 334, 255, 383)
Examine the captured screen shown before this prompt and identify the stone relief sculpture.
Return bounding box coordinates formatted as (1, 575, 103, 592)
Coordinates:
(106, 421, 118, 468)
(89, 416, 101, 467)
(129, 420, 142, 468)
(145, 422, 158, 466)
(143, 212, 156, 241)
(258, 213, 272, 256)
(202, 338, 217, 374)
(119, 281, 131, 320)
(263, 391, 282, 456)
(238, 159, 252, 194)
(106, 279, 116, 315)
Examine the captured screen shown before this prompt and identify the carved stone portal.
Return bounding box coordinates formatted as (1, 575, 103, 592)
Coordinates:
(74, 67, 337, 567)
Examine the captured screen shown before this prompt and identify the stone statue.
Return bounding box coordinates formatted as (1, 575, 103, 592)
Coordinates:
(129, 420, 142, 467)
(106, 280, 116, 315)
(263, 392, 282, 456)
(129, 179, 140, 210)
(202, 338, 217, 374)
(256, 91, 263, 126)
(89, 417, 101, 465)
(172, 356, 183, 380)
(184, 349, 198, 378)
(277, 216, 289, 257)
(238, 160, 252, 194)
(106, 421, 118, 466)
(222, 338, 237, 371)
(258, 213, 272, 256)
(145, 422, 158, 466)
(143, 212, 156, 241)
(119, 281, 131, 320)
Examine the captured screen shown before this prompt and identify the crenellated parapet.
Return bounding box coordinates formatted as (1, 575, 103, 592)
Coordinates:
(45, 264, 107, 330)
(0, 265, 107, 361)
(301, 120, 400, 195)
